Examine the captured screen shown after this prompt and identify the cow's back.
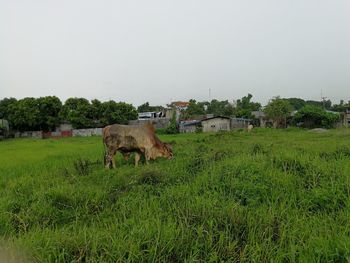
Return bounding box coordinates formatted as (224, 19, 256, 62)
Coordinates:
(105, 124, 156, 149)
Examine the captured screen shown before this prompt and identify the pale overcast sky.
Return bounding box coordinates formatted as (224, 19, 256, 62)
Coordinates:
(0, 0, 349, 106)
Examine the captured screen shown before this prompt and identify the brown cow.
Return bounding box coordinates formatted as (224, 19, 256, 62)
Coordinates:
(102, 124, 173, 168)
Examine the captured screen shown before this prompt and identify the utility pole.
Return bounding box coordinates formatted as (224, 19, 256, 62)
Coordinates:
(321, 90, 327, 109)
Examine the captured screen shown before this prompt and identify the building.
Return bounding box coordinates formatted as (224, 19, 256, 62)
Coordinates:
(179, 120, 201, 133)
(251, 111, 274, 127)
(342, 110, 350, 127)
(201, 116, 231, 132)
(138, 111, 165, 120)
(169, 101, 189, 111)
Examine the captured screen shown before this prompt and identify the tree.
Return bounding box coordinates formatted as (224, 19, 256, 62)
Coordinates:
(0, 98, 17, 120)
(293, 105, 340, 128)
(37, 96, 62, 131)
(306, 100, 332, 110)
(283, 98, 306, 110)
(234, 94, 261, 118)
(8, 97, 41, 131)
(59, 98, 93, 129)
(206, 100, 234, 116)
(186, 99, 206, 116)
(137, 102, 164, 113)
(264, 96, 292, 128)
(90, 99, 103, 121)
(100, 101, 138, 126)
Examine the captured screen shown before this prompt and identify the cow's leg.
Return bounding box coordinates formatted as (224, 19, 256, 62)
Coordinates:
(105, 147, 113, 169)
(144, 150, 150, 165)
(135, 152, 141, 167)
(111, 150, 117, 169)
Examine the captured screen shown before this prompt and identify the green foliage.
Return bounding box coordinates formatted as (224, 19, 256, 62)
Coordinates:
(235, 93, 261, 118)
(306, 100, 332, 110)
(264, 96, 292, 127)
(186, 99, 206, 116)
(59, 98, 94, 129)
(137, 102, 164, 113)
(0, 97, 17, 121)
(283, 98, 306, 110)
(100, 101, 138, 126)
(0, 97, 138, 131)
(37, 96, 62, 131)
(8, 97, 41, 131)
(293, 105, 340, 128)
(164, 111, 178, 134)
(206, 99, 234, 117)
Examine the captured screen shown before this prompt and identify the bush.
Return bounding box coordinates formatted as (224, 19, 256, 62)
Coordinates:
(293, 105, 340, 128)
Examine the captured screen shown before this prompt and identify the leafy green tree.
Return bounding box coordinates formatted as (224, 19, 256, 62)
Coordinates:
(206, 100, 234, 116)
(306, 100, 332, 110)
(37, 96, 62, 131)
(100, 101, 137, 126)
(59, 98, 93, 129)
(264, 96, 292, 128)
(234, 94, 261, 118)
(293, 105, 340, 128)
(283, 98, 306, 110)
(137, 102, 164, 113)
(90, 99, 103, 121)
(0, 98, 17, 120)
(186, 99, 206, 116)
(8, 97, 41, 131)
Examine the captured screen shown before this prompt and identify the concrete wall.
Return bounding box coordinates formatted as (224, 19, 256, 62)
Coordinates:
(202, 118, 230, 132)
(72, 128, 102, 137)
(15, 131, 43, 139)
(129, 118, 170, 129)
(231, 118, 250, 129)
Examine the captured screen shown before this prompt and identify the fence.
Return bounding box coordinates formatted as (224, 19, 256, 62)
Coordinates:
(72, 128, 103, 137)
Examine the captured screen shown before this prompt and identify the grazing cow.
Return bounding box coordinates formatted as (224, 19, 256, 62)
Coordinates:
(102, 124, 173, 168)
(247, 124, 254, 132)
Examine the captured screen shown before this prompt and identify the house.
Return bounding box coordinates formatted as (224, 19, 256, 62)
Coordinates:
(170, 101, 189, 111)
(251, 111, 274, 128)
(179, 120, 202, 133)
(138, 111, 165, 120)
(201, 116, 231, 132)
(342, 110, 350, 127)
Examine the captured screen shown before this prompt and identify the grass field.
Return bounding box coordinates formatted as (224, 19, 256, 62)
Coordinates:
(1, 128, 350, 262)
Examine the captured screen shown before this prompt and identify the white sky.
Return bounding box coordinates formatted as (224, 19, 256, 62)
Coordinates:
(1, 0, 349, 106)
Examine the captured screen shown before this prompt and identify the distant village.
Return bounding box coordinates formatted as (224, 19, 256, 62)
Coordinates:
(1, 95, 350, 139)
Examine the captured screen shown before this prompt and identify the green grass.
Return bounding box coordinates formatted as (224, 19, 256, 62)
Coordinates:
(1, 128, 350, 262)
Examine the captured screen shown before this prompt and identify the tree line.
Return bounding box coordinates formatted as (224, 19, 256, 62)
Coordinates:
(174, 94, 348, 128)
(0, 97, 138, 132)
(1, 95, 349, 132)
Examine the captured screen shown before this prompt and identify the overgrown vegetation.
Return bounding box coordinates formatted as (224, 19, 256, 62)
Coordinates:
(0, 129, 350, 262)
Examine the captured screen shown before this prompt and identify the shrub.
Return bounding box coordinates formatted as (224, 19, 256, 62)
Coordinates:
(293, 105, 340, 128)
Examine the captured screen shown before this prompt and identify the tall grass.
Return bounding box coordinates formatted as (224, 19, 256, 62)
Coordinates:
(0, 129, 350, 262)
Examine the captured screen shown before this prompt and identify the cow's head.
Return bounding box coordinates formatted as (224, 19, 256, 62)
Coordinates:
(163, 143, 173, 159)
